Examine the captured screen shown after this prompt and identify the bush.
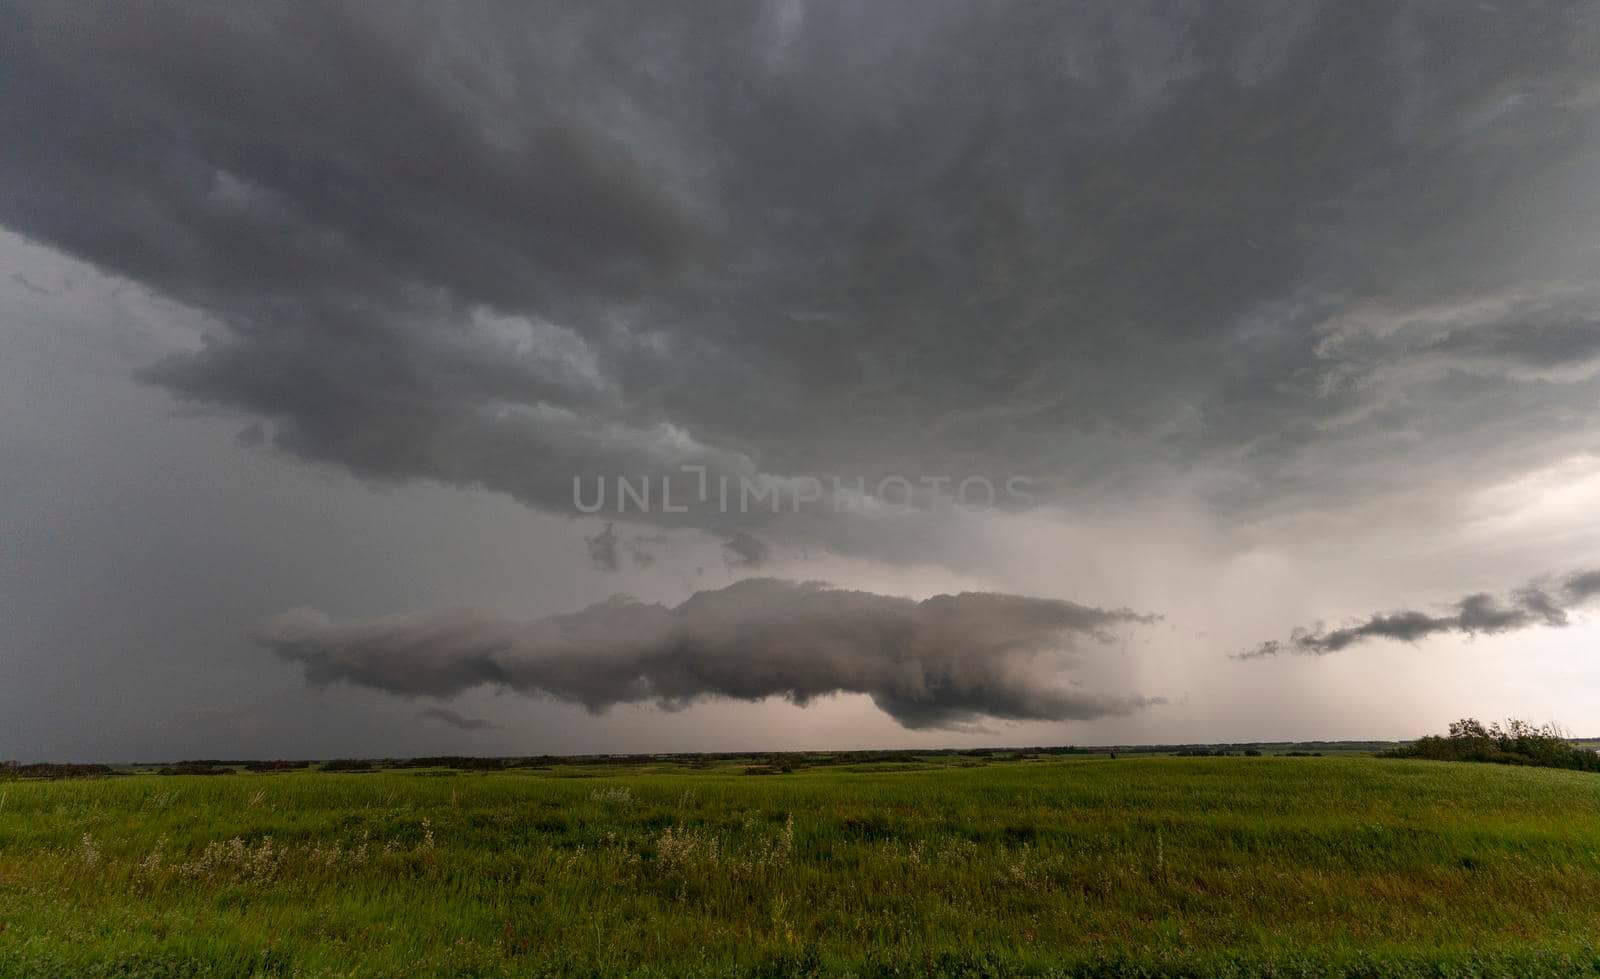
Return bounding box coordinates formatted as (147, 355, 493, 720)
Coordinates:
(1383, 718, 1599, 772)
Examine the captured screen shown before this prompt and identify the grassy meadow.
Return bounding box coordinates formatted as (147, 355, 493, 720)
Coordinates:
(2, 754, 1600, 976)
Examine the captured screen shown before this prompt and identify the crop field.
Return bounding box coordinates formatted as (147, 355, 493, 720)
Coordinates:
(2, 755, 1600, 976)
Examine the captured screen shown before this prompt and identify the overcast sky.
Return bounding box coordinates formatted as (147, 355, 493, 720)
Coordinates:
(4, 1, 1600, 762)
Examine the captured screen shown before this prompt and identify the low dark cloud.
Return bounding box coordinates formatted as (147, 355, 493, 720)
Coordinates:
(585, 523, 622, 573)
(255, 579, 1162, 729)
(721, 532, 771, 569)
(1564, 569, 1600, 601)
(1238, 569, 1600, 658)
(586, 522, 670, 572)
(417, 706, 496, 731)
(624, 533, 666, 569)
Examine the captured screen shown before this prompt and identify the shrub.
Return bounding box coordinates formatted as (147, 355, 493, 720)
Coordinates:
(1383, 718, 1599, 772)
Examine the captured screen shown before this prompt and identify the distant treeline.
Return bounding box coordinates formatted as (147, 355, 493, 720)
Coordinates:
(1382, 719, 1600, 773)
(127, 748, 1106, 772)
(270, 742, 1364, 769)
(0, 763, 113, 780)
(1, 740, 1419, 779)
(154, 760, 315, 776)
(1171, 747, 1320, 757)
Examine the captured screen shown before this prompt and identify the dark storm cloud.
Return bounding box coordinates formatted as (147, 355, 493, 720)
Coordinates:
(254, 579, 1163, 729)
(5, 1, 1600, 555)
(1237, 569, 1600, 658)
(417, 707, 496, 732)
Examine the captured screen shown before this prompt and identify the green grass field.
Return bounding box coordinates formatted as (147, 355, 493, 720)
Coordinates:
(3, 755, 1600, 976)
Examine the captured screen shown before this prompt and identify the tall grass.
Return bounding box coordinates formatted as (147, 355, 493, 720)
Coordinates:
(2, 756, 1599, 975)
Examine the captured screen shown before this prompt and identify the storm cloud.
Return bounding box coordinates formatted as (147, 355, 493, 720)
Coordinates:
(7, 3, 1600, 759)
(1238, 569, 1600, 658)
(417, 707, 497, 732)
(3, 2, 1599, 564)
(254, 579, 1162, 729)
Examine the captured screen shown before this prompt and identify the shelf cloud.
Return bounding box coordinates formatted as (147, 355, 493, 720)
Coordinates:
(255, 579, 1162, 729)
